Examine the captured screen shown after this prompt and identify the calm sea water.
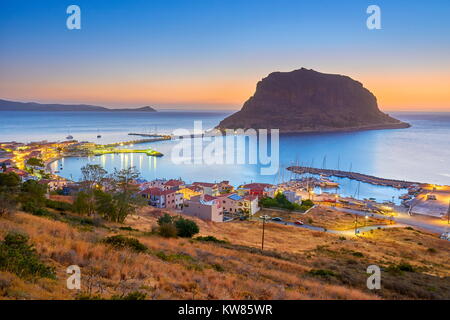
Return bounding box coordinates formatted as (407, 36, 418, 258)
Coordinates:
(1, 110, 450, 203)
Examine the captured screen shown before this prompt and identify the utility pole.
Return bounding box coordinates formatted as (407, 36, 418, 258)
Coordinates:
(354, 215, 358, 236)
(261, 217, 266, 250)
(447, 200, 450, 224)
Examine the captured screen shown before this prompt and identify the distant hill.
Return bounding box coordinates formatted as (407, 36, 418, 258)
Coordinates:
(217, 68, 410, 133)
(0, 99, 157, 112)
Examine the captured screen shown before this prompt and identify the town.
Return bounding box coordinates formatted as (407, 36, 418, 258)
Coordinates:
(1, 139, 449, 239)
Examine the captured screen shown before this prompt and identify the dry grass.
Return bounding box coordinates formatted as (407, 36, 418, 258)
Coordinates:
(0, 206, 448, 300)
(48, 195, 74, 204)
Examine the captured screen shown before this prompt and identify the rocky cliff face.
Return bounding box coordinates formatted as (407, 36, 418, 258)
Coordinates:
(217, 68, 410, 132)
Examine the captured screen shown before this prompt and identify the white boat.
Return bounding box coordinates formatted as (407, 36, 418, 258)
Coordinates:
(66, 127, 73, 140)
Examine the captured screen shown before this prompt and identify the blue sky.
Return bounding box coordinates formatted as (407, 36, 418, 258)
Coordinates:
(1, 0, 449, 110)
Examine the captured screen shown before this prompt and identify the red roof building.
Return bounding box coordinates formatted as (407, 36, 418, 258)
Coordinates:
(140, 187, 183, 209)
(240, 183, 273, 197)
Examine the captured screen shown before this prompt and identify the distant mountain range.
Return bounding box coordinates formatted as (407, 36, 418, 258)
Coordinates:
(0, 99, 157, 112)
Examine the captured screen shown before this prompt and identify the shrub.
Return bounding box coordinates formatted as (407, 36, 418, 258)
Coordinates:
(119, 226, 138, 232)
(75, 293, 104, 300)
(397, 262, 415, 272)
(155, 251, 194, 263)
(156, 215, 200, 238)
(211, 263, 225, 272)
(307, 269, 336, 278)
(111, 291, 146, 300)
(158, 223, 178, 238)
(259, 193, 306, 211)
(427, 248, 437, 254)
(194, 236, 228, 244)
(301, 199, 314, 208)
(0, 232, 56, 279)
(64, 215, 95, 226)
(352, 251, 364, 258)
(175, 218, 199, 238)
(386, 262, 415, 274)
(45, 199, 73, 212)
(157, 213, 173, 226)
(103, 235, 148, 253)
(21, 201, 43, 215)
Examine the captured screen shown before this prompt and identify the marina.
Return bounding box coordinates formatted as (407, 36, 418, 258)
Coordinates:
(287, 166, 426, 189)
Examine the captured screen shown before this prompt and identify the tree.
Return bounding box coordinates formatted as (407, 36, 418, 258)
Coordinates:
(19, 180, 47, 211)
(73, 191, 92, 216)
(94, 190, 117, 221)
(0, 192, 16, 216)
(26, 157, 44, 168)
(74, 165, 144, 222)
(77, 164, 108, 217)
(0, 172, 21, 190)
(109, 167, 146, 223)
(175, 217, 199, 238)
(80, 164, 107, 191)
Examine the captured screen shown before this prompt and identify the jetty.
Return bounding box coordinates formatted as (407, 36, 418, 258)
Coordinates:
(287, 166, 425, 189)
(128, 133, 170, 139)
(107, 137, 171, 147)
(129, 132, 222, 140)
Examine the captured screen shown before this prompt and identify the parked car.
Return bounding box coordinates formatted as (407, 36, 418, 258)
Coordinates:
(271, 217, 283, 221)
(440, 232, 450, 241)
(239, 216, 248, 221)
(294, 220, 304, 225)
(259, 215, 271, 220)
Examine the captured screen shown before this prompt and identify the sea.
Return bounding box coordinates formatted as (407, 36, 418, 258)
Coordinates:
(1, 110, 450, 204)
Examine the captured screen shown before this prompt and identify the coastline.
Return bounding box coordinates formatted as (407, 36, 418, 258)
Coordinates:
(217, 121, 411, 134)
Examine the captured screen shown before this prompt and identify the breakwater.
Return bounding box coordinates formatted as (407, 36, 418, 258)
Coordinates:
(287, 166, 426, 189)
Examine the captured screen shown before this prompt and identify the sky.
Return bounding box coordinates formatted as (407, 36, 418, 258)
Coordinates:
(0, 0, 449, 111)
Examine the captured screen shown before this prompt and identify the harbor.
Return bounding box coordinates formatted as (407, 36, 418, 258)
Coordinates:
(287, 166, 426, 189)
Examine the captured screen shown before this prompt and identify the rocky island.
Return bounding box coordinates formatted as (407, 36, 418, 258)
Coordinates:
(217, 68, 410, 133)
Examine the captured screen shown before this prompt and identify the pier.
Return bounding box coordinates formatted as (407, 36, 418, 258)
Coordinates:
(287, 166, 426, 189)
(128, 132, 222, 140)
(128, 133, 171, 139)
(106, 137, 171, 147)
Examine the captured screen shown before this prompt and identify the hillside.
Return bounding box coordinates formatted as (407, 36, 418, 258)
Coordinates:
(0, 207, 448, 300)
(0, 99, 157, 112)
(217, 68, 410, 133)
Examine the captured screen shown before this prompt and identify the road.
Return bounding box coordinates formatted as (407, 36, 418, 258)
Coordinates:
(330, 205, 449, 234)
(265, 219, 405, 237)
